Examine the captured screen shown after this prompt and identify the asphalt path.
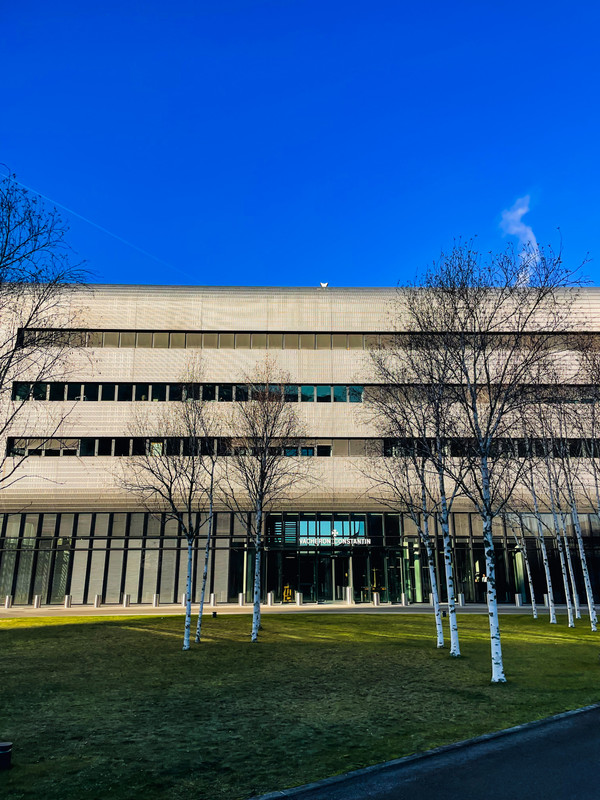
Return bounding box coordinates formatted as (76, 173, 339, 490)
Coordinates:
(270, 707, 600, 800)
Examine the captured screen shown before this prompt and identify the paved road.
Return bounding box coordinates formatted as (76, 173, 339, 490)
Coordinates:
(272, 708, 600, 800)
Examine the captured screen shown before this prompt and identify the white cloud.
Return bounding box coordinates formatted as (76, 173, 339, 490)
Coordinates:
(500, 195, 538, 254)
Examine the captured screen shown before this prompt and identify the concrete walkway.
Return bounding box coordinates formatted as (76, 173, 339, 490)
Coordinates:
(0, 601, 590, 618)
(255, 706, 600, 800)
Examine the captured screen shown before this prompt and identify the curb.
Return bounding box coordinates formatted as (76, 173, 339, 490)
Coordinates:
(248, 702, 600, 800)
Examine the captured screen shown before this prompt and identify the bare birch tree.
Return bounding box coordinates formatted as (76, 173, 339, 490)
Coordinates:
(120, 367, 220, 650)
(221, 358, 309, 643)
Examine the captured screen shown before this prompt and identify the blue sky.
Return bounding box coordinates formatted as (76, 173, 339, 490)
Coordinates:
(3, 1, 600, 286)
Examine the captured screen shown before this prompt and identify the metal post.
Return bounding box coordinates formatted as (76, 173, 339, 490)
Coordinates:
(122, 593, 130, 608)
(515, 594, 522, 607)
(181, 593, 186, 607)
(401, 592, 407, 606)
(267, 591, 274, 606)
(64, 595, 72, 608)
(4, 596, 12, 609)
(152, 594, 160, 607)
(209, 593, 216, 607)
(345, 586, 354, 605)
(372, 592, 380, 606)
(94, 595, 101, 608)
(543, 593, 549, 608)
(33, 595, 41, 609)
(238, 593, 245, 606)
(295, 591, 303, 606)
(458, 593, 465, 607)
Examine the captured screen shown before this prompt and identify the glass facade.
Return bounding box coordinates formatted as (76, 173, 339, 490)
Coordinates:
(1, 510, 598, 606)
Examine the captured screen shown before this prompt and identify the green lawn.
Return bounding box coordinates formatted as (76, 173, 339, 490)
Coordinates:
(0, 613, 598, 800)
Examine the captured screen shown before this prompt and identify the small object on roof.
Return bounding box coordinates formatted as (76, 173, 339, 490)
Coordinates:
(320, 282, 329, 288)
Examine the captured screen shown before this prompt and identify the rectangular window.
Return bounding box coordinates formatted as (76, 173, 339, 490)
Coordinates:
(131, 438, 146, 456)
(299, 333, 315, 349)
(203, 384, 216, 401)
(267, 333, 283, 349)
(117, 384, 133, 402)
(114, 438, 130, 456)
(332, 439, 349, 456)
(349, 439, 367, 456)
(333, 386, 347, 403)
(168, 384, 183, 401)
(348, 334, 363, 349)
(97, 438, 112, 456)
(170, 332, 185, 348)
(32, 383, 47, 401)
(153, 332, 169, 348)
(235, 384, 248, 401)
(100, 384, 116, 401)
(79, 438, 96, 456)
(301, 385, 315, 402)
(136, 332, 152, 348)
(151, 384, 167, 402)
(235, 333, 251, 349)
(219, 333, 235, 349)
(284, 333, 299, 349)
(12, 382, 30, 400)
(348, 385, 363, 403)
(119, 332, 136, 347)
(284, 385, 298, 402)
(331, 334, 347, 349)
(285, 446, 299, 456)
(135, 384, 150, 401)
(82, 383, 98, 401)
(364, 334, 380, 349)
(316, 386, 331, 403)
(88, 331, 103, 347)
(149, 440, 163, 456)
(218, 384, 233, 402)
(49, 383, 65, 401)
(186, 333, 202, 348)
(316, 334, 331, 350)
(166, 438, 181, 456)
(252, 333, 266, 349)
(301, 446, 315, 457)
(316, 445, 332, 457)
(203, 333, 218, 348)
(103, 332, 119, 347)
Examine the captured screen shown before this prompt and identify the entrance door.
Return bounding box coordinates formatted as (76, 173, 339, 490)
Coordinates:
(317, 555, 333, 602)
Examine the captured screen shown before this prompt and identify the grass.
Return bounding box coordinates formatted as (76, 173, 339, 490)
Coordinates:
(0, 613, 599, 800)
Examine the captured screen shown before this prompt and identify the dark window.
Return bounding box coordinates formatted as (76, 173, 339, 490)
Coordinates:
(114, 438, 130, 456)
(235, 384, 248, 401)
(203, 384, 216, 401)
(316, 386, 331, 403)
(301, 446, 315, 457)
(201, 438, 215, 455)
(81, 383, 98, 401)
(184, 384, 201, 401)
(333, 386, 347, 403)
(12, 383, 30, 401)
(168, 384, 183, 401)
(151, 384, 167, 402)
(117, 384, 133, 402)
(166, 438, 181, 456)
(79, 438, 96, 456)
(32, 383, 47, 400)
(348, 386, 363, 403)
(284, 385, 298, 402)
(301, 385, 314, 403)
(97, 438, 112, 456)
(135, 384, 149, 401)
(218, 384, 233, 402)
(285, 446, 299, 456)
(49, 383, 65, 401)
(100, 384, 116, 401)
(131, 438, 146, 456)
(317, 445, 332, 457)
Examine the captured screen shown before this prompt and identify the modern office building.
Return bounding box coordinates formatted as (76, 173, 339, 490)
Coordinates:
(0, 285, 599, 607)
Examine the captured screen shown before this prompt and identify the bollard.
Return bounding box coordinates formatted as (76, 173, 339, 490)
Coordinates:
(543, 594, 549, 608)
(238, 593, 245, 606)
(4, 596, 12, 609)
(442, 610, 447, 618)
(152, 594, 160, 607)
(209, 593, 216, 607)
(372, 592, 380, 606)
(401, 592, 407, 606)
(515, 594, 522, 608)
(295, 591, 303, 606)
(181, 593, 187, 607)
(345, 586, 354, 605)
(94, 594, 101, 608)
(212, 611, 217, 618)
(122, 593, 130, 608)
(64, 595, 72, 608)
(33, 595, 41, 609)
(458, 593, 465, 607)
(429, 592, 434, 606)
(267, 591, 274, 606)
(0, 742, 12, 770)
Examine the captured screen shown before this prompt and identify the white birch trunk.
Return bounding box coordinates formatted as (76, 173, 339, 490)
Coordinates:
(532, 476, 557, 624)
(183, 539, 193, 651)
(421, 511, 444, 648)
(559, 512, 581, 620)
(516, 520, 537, 619)
(569, 500, 598, 632)
(195, 496, 214, 643)
(251, 504, 263, 643)
(438, 478, 460, 657)
(480, 456, 505, 683)
(556, 528, 574, 627)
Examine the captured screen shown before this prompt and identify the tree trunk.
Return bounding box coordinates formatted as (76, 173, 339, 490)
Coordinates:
(516, 519, 537, 619)
(532, 474, 557, 624)
(195, 495, 214, 643)
(421, 511, 444, 648)
(438, 475, 460, 657)
(559, 511, 581, 620)
(480, 456, 505, 683)
(251, 504, 263, 643)
(555, 527, 574, 627)
(183, 539, 193, 651)
(569, 499, 598, 632)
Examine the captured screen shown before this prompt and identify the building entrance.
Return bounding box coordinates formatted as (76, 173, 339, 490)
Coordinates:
(267, 552, 352, 603)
